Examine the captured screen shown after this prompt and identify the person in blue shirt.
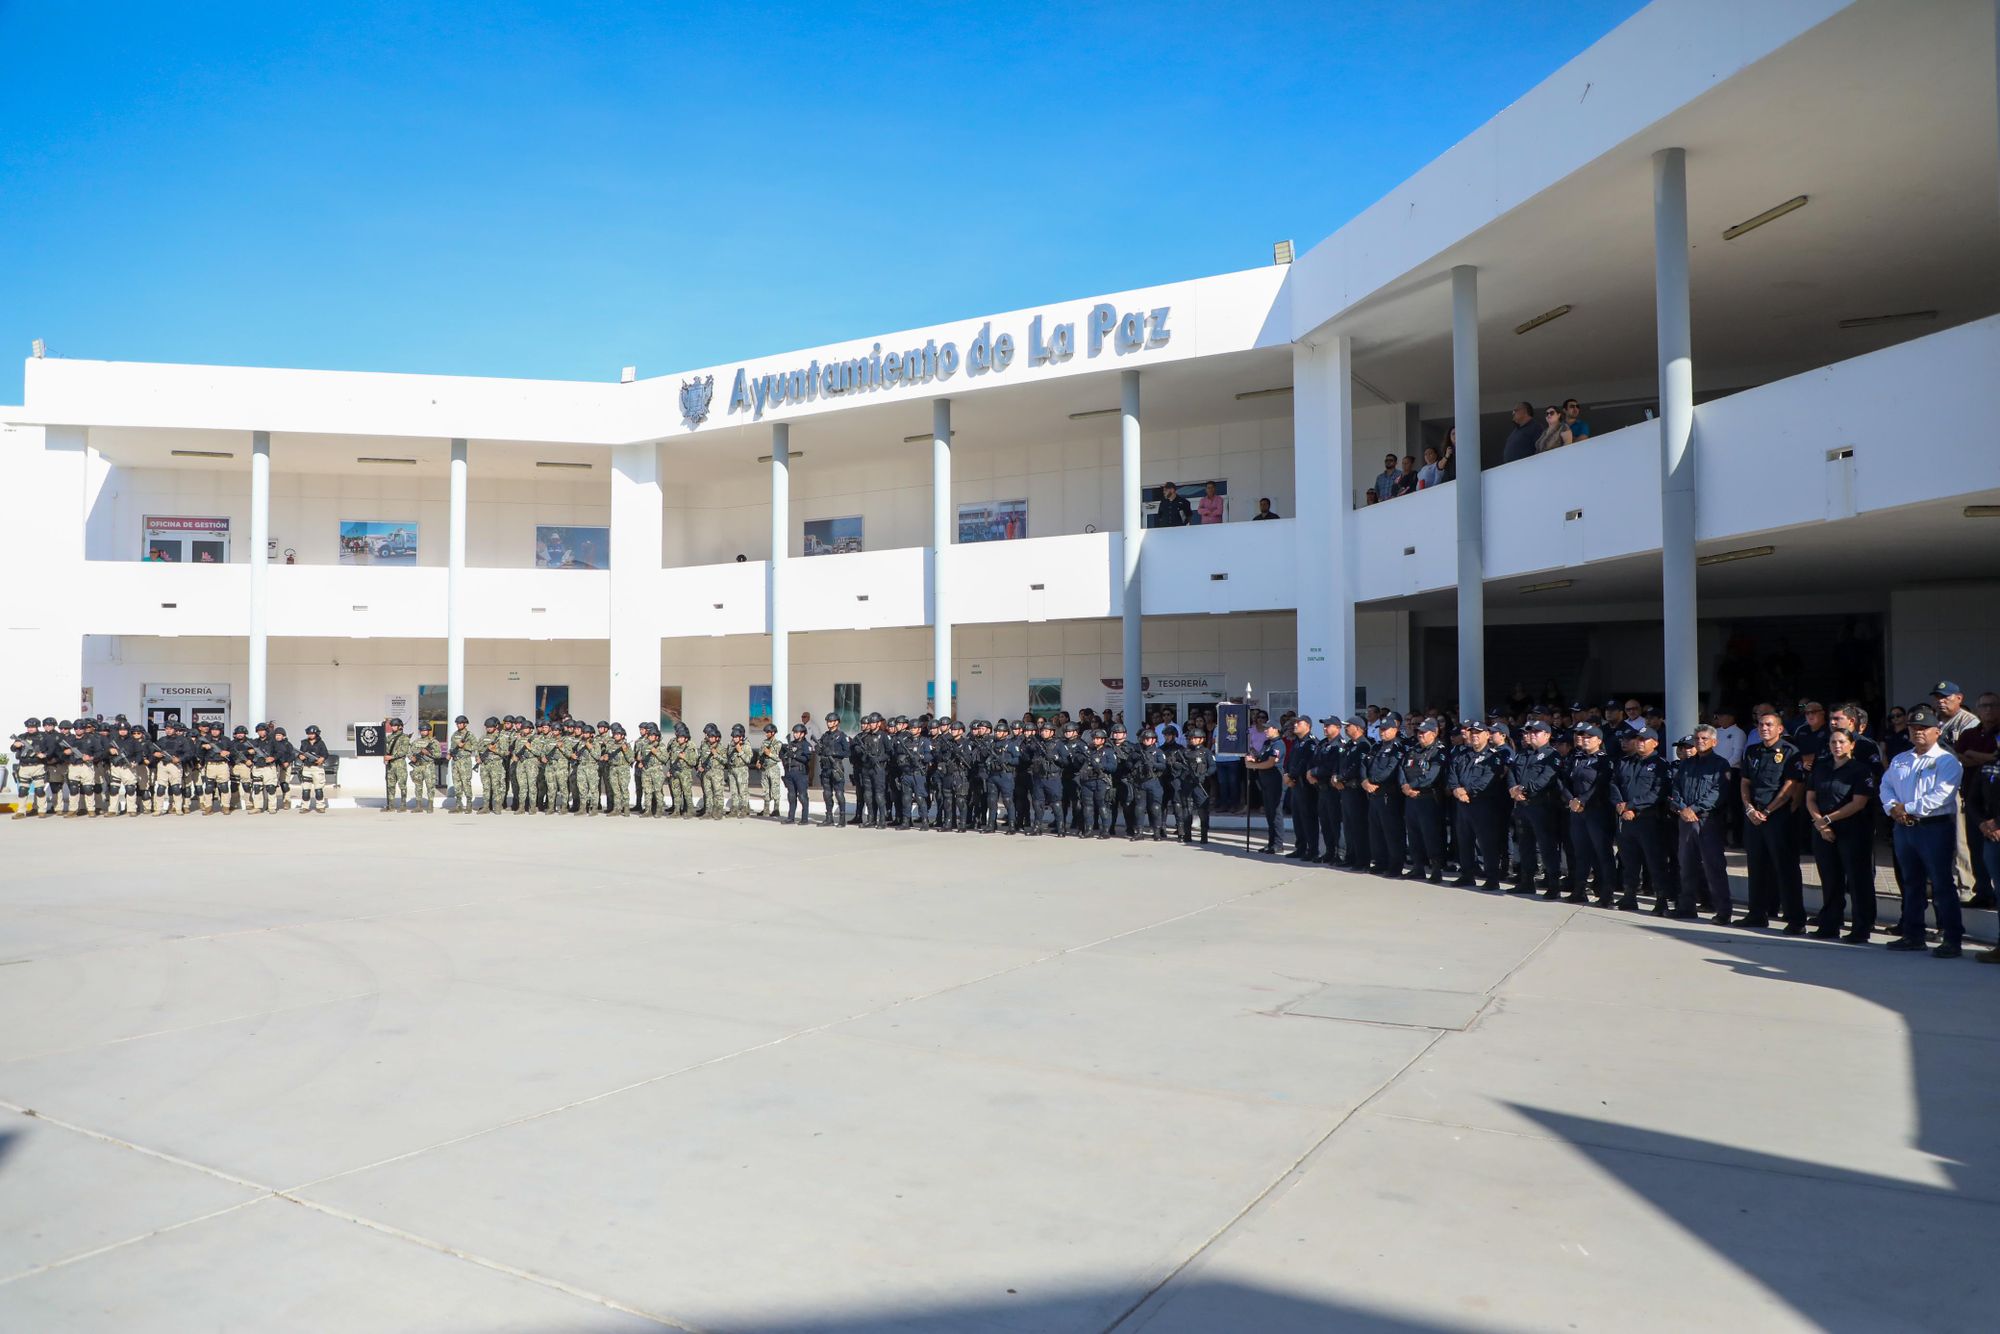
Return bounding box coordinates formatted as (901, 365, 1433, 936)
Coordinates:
(1448, 720, 1507, 891)
(1561, 398, 1591, 441)
(1507, 719, 1566, 896)
(1372, 454, 1401, 503)
(1880, 705, 1965, 957)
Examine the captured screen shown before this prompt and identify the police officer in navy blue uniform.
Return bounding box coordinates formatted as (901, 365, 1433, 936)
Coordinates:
(1507, 719, 1566, 897)
(1171, 725, 1216, 843)
(1133, 728, 1168, 840)
(1667, 730, 1731, 920)
(1248, 722, 1285, 853)
(1611, 726, 1671, 913)
(780, 723, 813, 824)
(1448, 720, 1507, 891)
(1079, 728, 1117, 838)
(1562, 722, 1617, 905)
(1283, 716, 1318, 860)
(1361, 714, 1406, 875)
(1308, 716, 1343, 865)
(900, 721, 932, 829)
(1740, 710, 1806, 931)
(1059, 722, 1086, 834)
(1337, 717, 1372, 870)
(1400, 717, 1448, 883)
(1025, 720, 1063, 835)
(1806, 726, 1879, 941)
(988, 720, 1020, 833)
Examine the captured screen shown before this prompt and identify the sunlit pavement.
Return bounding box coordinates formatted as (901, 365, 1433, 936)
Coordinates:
(1, 811, 1992, 1332)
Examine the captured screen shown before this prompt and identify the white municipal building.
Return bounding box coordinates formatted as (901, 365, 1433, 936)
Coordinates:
(4, 0, 1997, 744)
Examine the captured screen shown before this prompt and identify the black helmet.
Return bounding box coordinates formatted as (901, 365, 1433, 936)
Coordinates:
(305, 724, 320, 735)
(865, 711, 883, 725)
(1141, 729, 1157, 742)
(115, 718, 131, 730)
(703, 723, 721, 738)
(675, 722, 690, 739)
(730, 723, 745, 738)
(232, 725, 247, 736)
(24, 716, 37, 727)
(596, 720, 610, 730)
(456, 714, 469, 724)
(1037, 719, 1054, 731)
(255, 720, 270, 731)
(59, 719, 73, 729)
(1188, 727, 1207, 742)
(115, 713, 129, 723)
(484, 716, 500, 727)
(824, 712, 840, 724)
(993, 720, 1011, 734)
(791, 722, 807, 735)
(763, 723, 778, 734)
(40, 716, 55, 726)
(388, 717, 404, 728)
(1089, 728, 1106, 742)
(1062, 721, 1079, 733)
(612, 723, 626, 735)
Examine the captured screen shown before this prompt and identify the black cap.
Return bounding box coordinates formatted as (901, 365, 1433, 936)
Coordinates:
(1906, 704, 1941, 728)
(1415, 718, 1440, 734)
(1467, 719, 1490, 733)
(1675, 734, 1698, 749)
(1630, 726, 1659, 742)
(1522, 720, 1551, 734)
(1573, 722, 1602, 739)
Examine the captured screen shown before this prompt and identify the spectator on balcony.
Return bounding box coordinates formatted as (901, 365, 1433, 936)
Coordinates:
(1197, 481, 1225, 526)
(1562, 398, 1592, 441)
(1154, 481, 1192, 528)
(1373, 454, 1400, 502)
(1392, 456, 1420, 497)
(1535, 405, 1571, 453)
(1502, 403, 1541, 464)
(1252, 497, 1280, 520)
(1417, 446, 1443, 489)
(1440, 429, 1459, 484)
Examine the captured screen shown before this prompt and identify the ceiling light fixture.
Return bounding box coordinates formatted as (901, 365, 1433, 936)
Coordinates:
(1518, 579, 1573, 593)
(357, 456, 417, 465)
(535, 460, 593, 470)
(1836, 310, 1938, 331)
(1067, 408, 1119, 420)
(756, 451, 807, 463)
(1963, 505, 2000, 518)
(902, 431, 957, 443)
(1697, 545, 1775, 567)
(170, 449, 234, 459)
(1272, 239, 1295, 265)
(1722, 195, 1808, 240)
(1234, 386, 1294, 401)
(1513, 305, 1573, 336)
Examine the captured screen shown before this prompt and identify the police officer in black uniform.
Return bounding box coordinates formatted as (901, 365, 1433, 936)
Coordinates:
(1740, 710, 1806, 932)
(1132, 727, 1168, 840)
(1508, 719, 1566, 896)
(1059, 721, 1087, 834)
(1400, 717, 1448, 882)
(902, 719, 933, 829)
(1336, 717, 1372, 870)
(1282, 716, 1318, 860)
(1308, 716, 1343, 865)
(1361, 715, 1406, 874)
(1611, 726, 1671, 913)
(1561, 723, 1618, 905)
(1171, 725, 1215, 844)
(1448, 720, 1507, 891)
(1667, 729, 1731, 920)
(989, 720, 1021, 833)
(1079, 728, 1117, 838)
(817, 712, 850, 827)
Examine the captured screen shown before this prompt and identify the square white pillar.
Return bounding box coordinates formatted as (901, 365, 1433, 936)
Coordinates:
(1119, 370, 1142, 721)
(609, 442, 663, 728)
(1452, 265, 1484, 722)
(769, 424, 790, 730)
(932, 399, 952, 714)
(447, 437, 467, 728)
(248, 430, 270, 725)
(1294, 339, 1354, 717)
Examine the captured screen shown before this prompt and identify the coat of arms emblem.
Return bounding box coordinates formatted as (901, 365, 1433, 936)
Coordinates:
(679, 374, 714, 429)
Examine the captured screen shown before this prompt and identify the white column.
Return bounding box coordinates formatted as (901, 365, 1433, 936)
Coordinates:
(608, 442, 663, 727)
(1293, 338, 1355, 716)
(1655, 147, 1698, 737)
(248, 430, 269, 725)
(1120, 370, 1142, 721)
(931, 399, 952, 715)
(1451, 265, 1485, 722)
(447, 438, 467, 728)
(769, 424, 790, 730)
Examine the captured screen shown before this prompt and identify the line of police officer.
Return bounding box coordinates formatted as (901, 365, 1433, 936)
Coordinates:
(8, 715, 332, 816)
(1259, 706, 1895, 938)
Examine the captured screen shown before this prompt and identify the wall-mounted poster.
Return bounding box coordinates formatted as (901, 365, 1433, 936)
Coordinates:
(957, 500, 1028, 544)
(1027, 678, 1063, 720)
(417, 684, 449, 739)
(660, 686, 683, 734)
(803, 516, 863, 557)
(535, 684, 571, 724)
(1141, 478, 1229, 528)
(339, 521, 420, 565)
(535, 526, 610, 570)
(144, 515, 230, 563)
(748, 684, 772, 729)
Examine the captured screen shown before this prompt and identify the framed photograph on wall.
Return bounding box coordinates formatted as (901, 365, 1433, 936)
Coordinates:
(803, 516, 863, 557)
(339, 521, 420, 565)
(535, 526, 610, 569)
(748, 684, 772, 728)
(1027, 678, 1063, 720)
(956, 500, 1028, 544)
(535, 684, 571, 724)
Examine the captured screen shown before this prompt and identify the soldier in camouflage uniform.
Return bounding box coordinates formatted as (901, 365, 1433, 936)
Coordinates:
(381, 718, 414, 812)
(410, 727, 440, 813)
(668, 722, 698, 818)
(636, 723, 668, 816)
(697, 723, 727, 818)
(576, 721, 605, 815)
(725, 724, 753, 817)
(477, 716, 507, 813)
(607, 723, 633, 815)
(755, 722, 784, 817)
(518, 720, 549, 813)
(449, 714, 477, 813)
(547, 721, 575, 814)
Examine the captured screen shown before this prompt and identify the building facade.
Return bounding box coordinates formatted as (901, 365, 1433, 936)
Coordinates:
(6, 0, 1998, 743)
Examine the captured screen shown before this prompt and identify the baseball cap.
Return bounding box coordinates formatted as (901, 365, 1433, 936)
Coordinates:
(1906, 704, 1942, 728)
(1931, 680, 1963, 697)
(1630, 726, 1659, 742)
(1522, 720, 1550, 734)
(1573, 722, 1603, 739)
(1415, 718, 1440, 734)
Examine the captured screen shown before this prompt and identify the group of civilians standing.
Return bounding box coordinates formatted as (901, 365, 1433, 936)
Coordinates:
(1371, 398, 1592, 503)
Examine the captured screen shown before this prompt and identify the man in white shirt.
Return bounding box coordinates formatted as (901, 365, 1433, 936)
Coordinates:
(1880, 704, 1965, 957)
(1711, 706, 1748, 846)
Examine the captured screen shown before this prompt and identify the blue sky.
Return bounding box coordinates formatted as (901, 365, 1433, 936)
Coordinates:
(1, 2, 1642, 399)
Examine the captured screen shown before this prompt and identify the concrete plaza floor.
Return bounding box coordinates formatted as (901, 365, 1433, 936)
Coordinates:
(0, 809, 1993, 1332)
